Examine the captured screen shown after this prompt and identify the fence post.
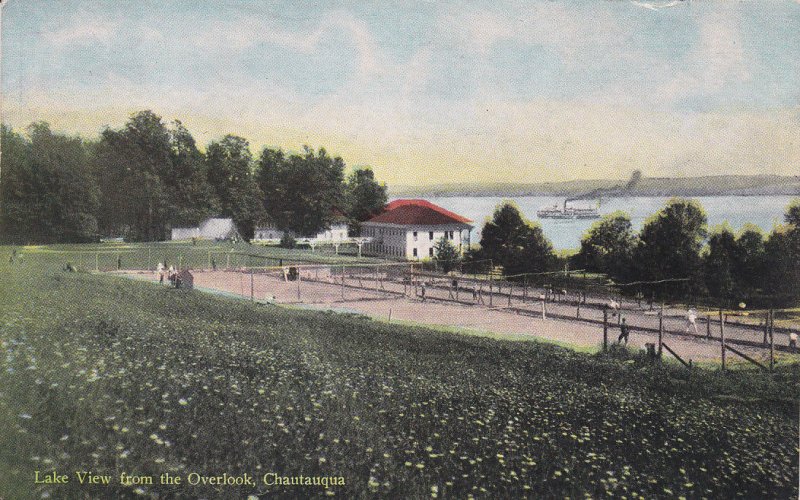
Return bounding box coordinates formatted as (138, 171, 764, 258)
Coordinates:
(341, 265, 345, 300)
(250, 270, 254, 302)
(576, 301, 580, 319)
(769, 309, 774, 372)
(523, 277, 528, 303)
(508, 282, 513, 307)
(720, 309, 726, 371)
(707, 314, 711, 339)
(603, 307, 608, 352)
(297, 266, 301, 301)
(658, 304, 664, 358)
(541, 296, 547, 320)
(489, 273, 494, 307)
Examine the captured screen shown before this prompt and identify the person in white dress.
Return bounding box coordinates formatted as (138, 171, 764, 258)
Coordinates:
(685, 308, 698, 334)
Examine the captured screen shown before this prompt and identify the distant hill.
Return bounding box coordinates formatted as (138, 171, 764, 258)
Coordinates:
(391, 175, 800, 198)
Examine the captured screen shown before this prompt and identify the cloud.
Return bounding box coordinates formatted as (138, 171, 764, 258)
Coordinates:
(657, 10, 751, 103)
(42, 12, 119, 47)
(189, 11, 384, 82)
(439, 4, 628, 63)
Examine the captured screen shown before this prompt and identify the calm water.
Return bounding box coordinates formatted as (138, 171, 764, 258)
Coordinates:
(418, 196, 798, 251)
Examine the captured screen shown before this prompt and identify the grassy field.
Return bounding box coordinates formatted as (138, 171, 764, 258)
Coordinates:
(15, 240, 389, 272)
(0, 246, 798, 498)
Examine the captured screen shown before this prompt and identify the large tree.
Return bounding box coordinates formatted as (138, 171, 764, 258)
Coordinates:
(576, 211, 636, 281)
(1, 123, 99, 243)
(703, 226, 738, 305)
(634, 198, 707, 292)
(256, 146, 345, 237)
(762, 199, 800, 303)
(205, 135, 263, 240)
(732, 225, 766, 297)
(93, 110, 174, 241)
(480, 202, 555, 277)
(344, 167, 387, 234)
(0, 124, 34, 242)
(166, 120, 219, 226)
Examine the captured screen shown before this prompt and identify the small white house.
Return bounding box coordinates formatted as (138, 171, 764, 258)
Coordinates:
(313, 222, 349, 242)
(252, 221, 349, 243)
(253, 224, 285, 242)
(361, 200, 473, 260)
(171, 218, 241, 241)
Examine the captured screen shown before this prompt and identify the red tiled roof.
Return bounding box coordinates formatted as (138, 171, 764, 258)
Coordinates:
(366, 199, 473, 226)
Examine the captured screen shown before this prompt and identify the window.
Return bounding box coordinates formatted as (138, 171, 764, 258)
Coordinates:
(413, 248, 418, 257)
(429, 248, 434, 257)
(413, 231, 418, 241)
(449, 231, 454, 239)
(429, 231, 434, 240)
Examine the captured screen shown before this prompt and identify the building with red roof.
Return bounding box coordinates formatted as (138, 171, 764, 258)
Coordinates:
(362, 199, 473, 259)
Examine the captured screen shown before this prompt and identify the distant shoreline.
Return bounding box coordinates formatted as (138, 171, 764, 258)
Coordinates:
(391, 175, 800, 198)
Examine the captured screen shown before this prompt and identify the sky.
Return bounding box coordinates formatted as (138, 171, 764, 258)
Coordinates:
(2, 0, 799, 186)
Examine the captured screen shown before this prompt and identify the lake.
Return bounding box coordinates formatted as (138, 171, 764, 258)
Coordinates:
(417, 195, 798, 251)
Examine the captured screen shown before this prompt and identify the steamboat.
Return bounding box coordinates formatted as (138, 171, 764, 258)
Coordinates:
(536, 200, 601, 220)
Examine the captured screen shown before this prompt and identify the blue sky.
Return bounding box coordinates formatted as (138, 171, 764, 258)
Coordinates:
(2, 0, 799, 185)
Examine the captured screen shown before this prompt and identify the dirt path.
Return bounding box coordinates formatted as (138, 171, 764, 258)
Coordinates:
(123, 270, 798, 364)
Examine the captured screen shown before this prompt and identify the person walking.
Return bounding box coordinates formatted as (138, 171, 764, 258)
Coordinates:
(617, 318, 630, 345)
(156, 262, 165, 283)
(420, 282, 426, 302)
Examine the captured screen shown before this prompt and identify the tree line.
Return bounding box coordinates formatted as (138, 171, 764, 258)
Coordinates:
(0, 110, 388, 243)
(465, 198, 800, 307)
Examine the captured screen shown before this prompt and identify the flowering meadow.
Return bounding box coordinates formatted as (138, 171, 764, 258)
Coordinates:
(0, 248, 797, 498)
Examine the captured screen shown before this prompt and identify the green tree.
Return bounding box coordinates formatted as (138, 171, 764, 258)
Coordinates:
(433, 238, 461, 273)
(635, 198, 707, 295)
(703, 226, 737, 305)
(93, 110, 173, 241)
(166, 121, 218, 226)
(504, 224, 556, 277)
(0, 124, 34, 242)
(785, 199, 800, 226)
(344, 167, 387, 235)
(763, 199, 800, 303)
(763, 227, 797, 302)
(256, 146, 345, 237)
(480, 202, 555, 277)
(576, 211, 636, 281)
(732, 225, 766, 296)
(0, 123, 99, 243)
(205, 135, 264, 240)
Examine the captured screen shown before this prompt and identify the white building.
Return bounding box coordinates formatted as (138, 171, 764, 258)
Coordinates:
(313, 222, 349, 242)
(252, 222, 349, 243)
(252, 224, 285, 242)
(171, 218, 241, 241)
(361, 199, 473, 260)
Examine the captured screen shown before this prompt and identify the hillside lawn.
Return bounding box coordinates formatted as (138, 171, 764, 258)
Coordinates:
(0, 246, 798, 499)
